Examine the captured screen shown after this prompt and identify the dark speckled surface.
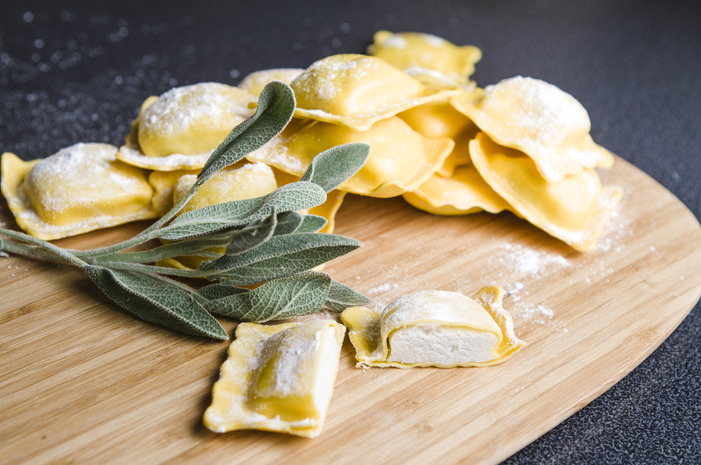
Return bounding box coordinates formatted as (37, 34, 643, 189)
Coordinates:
(1, 1, 699, 463)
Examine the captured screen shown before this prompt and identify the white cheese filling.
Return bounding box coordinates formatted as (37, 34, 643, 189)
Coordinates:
(387, 323, 498, 365)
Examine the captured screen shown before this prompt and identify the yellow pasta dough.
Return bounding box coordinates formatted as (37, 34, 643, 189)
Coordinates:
(367, 30, 482, 87)
(290, 54, 458, 130)
(403, 165, 510, 216)
(341, 285, 526, 368)
(1, 144, 156, 240)
(247, 117, 454, 198)
(117, 82, 256, 171)
(451, 76, 615, 182)
(203, 320, 346, 438)
(238, 68, 305, 96)
(397, 99, 479, 176)
(469, 132, 623, 251)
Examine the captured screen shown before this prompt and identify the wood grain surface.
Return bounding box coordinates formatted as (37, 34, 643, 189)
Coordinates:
(1, 156, 700, 465)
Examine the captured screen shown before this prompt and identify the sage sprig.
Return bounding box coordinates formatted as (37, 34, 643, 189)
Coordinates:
(0, 81, 371, 340)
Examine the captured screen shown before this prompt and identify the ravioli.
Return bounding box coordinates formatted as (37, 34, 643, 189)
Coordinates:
(341, 285, 526, 368)
(238, 68, 305, 96)
(203, 320, 346, 438)
(451, 76, 615, 182)
(117, 82, 256, 171)
(367, 30, 482, 87)
(469, 132, 623, 251)
(290, 54, 458, 130)
(1, 143, 156, 240)
(403, 165, 510, 216)
(248, 117, 454, 198)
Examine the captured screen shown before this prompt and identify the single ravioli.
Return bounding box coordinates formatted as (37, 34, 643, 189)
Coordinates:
(290, 54, 458, 131)
(367, 30, 482, 87)
(248, 117, 453, 198)
(341, 285, 526, 368)
(238, 68, 305, 96)
(451, 76, 615, 182)
(203, 320, 346, 438)
(117, 82, 256, 171)
(1, 144, 156, 240)
(469, 132, 623, 252)
(403, 165, 510, 216)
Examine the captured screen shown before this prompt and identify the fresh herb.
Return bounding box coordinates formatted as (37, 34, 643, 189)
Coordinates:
(0, 82, 371, 340)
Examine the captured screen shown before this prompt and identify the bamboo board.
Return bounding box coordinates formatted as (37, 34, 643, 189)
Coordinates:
(1, 156, 700, 465)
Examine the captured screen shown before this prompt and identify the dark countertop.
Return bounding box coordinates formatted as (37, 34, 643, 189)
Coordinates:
(1, 1, 699, 463)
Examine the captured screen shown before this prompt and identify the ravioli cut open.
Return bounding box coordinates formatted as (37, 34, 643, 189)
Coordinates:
(1, 144, 156, 240)
(367, 31, 482, 86)
(290, 54, 457, 130)
(117, 82, 256, 171)
(469, 132, 623, 251)
(341, 285, 526, 368)
(451, 76, 614, 182)
(203, 320, 346, 438)
(247, 117, 454, 198)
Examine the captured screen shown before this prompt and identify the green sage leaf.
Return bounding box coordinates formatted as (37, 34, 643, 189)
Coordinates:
(196, 81, 296, 187)
(158, 181, 326, 241)
(325, 279, 372, 311)
(297, 215, 328, 233)
(198, 283, 248, 300)
(225, 208, 278, 254)
(300, 143, 370, 192)
(204, 272, 331, 322)
(273, 211, 304, 236)
(82, 265, 228, 340)
(199, 232, 361, 284)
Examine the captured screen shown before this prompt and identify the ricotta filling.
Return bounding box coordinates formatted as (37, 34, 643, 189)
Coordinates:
(387, 323, 497, 365)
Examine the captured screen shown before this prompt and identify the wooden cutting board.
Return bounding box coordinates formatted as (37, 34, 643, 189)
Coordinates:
(1, 156, 700, 465)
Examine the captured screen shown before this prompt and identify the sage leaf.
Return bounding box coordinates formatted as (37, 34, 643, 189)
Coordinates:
(325, 279, 372, 311)
(225, 208, 277, 255)
(95, 233, 233, 264)
(198, 283, 248, 300)
(300, 143, 370, 192)
(204, 272, 331, 322)
(196, 81, 296, 188)
(273, 211, 304, 236)
(297, 215, 328, 233)
(82, 265, 228, 340)
(158, 181, 326, 241)
(199, 233, 361, 284)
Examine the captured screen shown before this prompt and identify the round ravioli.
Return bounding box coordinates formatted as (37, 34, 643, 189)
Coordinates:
(1, 144, 156, 240)
(118, 82, 256, 171)
(403, 165, 510, 216)
(451, 76, 615, 182)
(367, 30, 482, 86)
(247, 117, 454, 198)
(469, 132, 623, 251)
(238, 68, 305, 96)
(290, 54, 457, 130)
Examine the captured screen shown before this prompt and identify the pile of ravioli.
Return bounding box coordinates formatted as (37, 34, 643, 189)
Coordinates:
(1, 30, 621, 252)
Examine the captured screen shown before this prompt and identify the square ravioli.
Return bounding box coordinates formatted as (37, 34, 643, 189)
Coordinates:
(1, 143, 156, 240)
(203, 320, 346, 438)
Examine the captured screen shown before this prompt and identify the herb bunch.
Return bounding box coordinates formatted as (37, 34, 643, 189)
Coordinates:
(0, 82, 371, 340)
